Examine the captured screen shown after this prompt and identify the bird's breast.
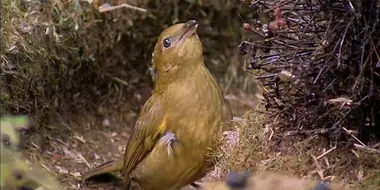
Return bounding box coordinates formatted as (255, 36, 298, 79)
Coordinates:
(163, 80, 225, 148)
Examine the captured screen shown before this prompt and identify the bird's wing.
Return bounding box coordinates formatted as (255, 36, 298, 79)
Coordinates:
(122, 95, 168, 175)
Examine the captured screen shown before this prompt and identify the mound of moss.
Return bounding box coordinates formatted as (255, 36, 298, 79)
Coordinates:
(1, 0, 243, 128)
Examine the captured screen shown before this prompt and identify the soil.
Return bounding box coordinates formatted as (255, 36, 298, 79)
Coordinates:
(22, 103, 136, 189)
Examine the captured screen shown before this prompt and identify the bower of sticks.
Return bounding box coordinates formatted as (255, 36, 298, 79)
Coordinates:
(1, 0, 380, 189)
(213, 0, 380, 188)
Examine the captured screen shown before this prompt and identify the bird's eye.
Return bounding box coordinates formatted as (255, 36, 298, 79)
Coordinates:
(163, 38, 172, 48)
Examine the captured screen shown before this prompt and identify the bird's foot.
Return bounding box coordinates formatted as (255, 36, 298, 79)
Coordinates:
(161, 131, 177, 156)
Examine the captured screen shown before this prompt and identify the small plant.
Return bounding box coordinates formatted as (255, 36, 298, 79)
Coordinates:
(1, 116, 63, 190)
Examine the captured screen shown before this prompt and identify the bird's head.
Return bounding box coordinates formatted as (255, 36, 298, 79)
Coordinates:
(151, 20, 203, 81)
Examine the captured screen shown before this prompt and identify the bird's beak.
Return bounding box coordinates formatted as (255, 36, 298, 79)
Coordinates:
(178, 20, 198, 42)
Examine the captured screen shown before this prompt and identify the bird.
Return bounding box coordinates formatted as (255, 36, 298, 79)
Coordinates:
(82, 20, 232, 190)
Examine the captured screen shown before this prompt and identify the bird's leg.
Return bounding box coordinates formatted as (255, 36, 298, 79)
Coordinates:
(160, 131, 178, 156)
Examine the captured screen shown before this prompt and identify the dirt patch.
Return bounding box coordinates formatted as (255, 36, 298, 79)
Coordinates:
(20, 99, 137, 189)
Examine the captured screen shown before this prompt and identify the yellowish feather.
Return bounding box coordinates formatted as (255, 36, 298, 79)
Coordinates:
(158, 115, 168, 133)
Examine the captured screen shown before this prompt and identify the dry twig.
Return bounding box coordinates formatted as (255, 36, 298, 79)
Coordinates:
(98, 3, 147, 13)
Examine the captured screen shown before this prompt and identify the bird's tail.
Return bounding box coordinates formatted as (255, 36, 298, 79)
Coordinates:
(82, 159, 123, 181)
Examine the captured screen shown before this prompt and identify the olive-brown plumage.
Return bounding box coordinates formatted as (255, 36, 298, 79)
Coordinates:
(82, 20, 232, 190)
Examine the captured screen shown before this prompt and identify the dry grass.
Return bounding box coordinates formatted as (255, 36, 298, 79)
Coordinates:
(203, 172, 354, 190)
(212, 105, 380, 189)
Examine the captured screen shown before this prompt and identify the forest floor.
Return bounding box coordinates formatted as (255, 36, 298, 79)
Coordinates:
(21, 86, 256, 190)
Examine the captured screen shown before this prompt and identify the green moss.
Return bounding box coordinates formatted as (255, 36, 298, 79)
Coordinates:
(357, 171, 380, 189)
(1, 0, 243, 128)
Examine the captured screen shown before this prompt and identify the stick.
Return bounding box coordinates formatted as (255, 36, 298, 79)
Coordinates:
(316, 146, 336, 160)
(354, 144, 380, 154)
(98, 3, 147, 13)
(343, 127, 366, 147)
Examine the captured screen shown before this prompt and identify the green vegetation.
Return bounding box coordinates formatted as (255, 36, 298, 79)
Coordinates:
(1, 116, 62, 190)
